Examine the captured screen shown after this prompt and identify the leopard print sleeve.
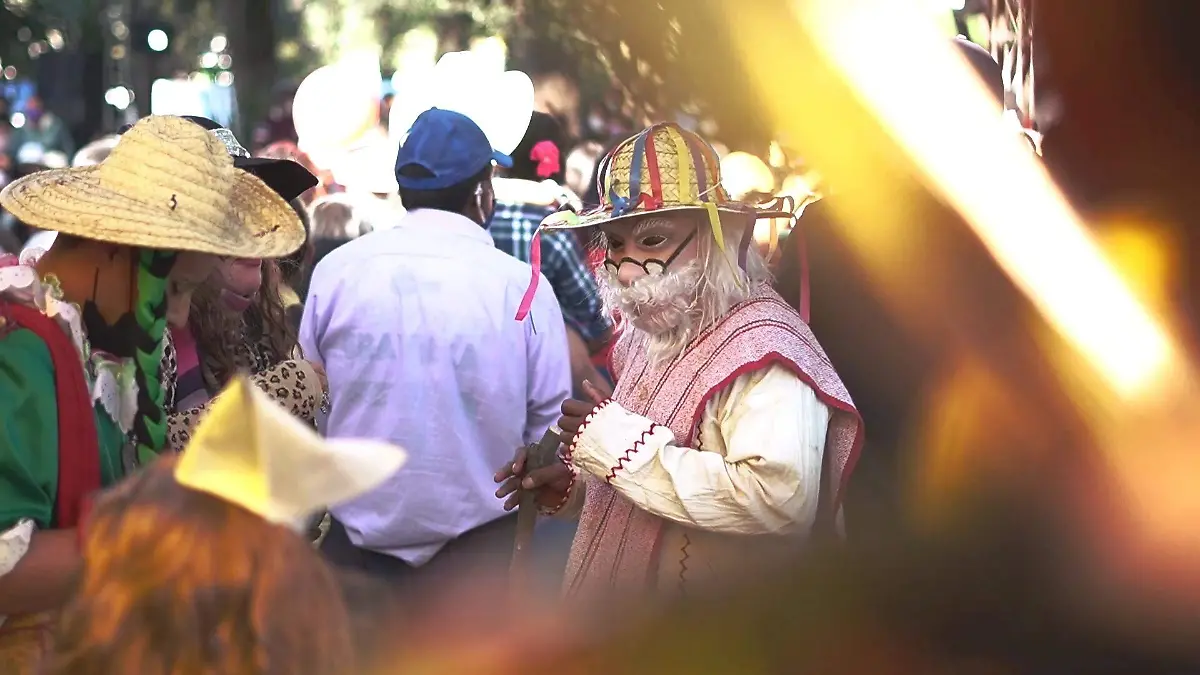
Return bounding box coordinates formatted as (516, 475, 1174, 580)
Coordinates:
(165, 359, 323, 452)
(256, 359, 322, 422)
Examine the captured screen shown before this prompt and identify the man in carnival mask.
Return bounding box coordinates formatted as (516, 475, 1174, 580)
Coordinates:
(497, 122, 863, 600)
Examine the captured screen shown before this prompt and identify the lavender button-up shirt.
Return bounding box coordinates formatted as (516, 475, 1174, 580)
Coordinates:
(299, 208, 571, 565)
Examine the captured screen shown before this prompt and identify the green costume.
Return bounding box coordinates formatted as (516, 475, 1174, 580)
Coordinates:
(0, 262, 163, 533)
(0, 329, 127, 529)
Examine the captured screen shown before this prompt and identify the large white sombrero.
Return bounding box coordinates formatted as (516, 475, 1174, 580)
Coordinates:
(0, 115, 306, 258)
(293, 62, 381, 170)
(329, 129, 400, 195)
(389, 50, 534, 157)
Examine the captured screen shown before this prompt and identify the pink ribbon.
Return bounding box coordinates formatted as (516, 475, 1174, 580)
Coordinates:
(514, 229, 542, 321)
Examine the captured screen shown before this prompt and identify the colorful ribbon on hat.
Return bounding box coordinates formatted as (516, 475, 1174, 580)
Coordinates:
(514, 229, 542, 322)
(514, 210, 581, 321)
(663, 125, 746, 286)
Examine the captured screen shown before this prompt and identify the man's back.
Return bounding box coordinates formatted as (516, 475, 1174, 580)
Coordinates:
(299, 208, 570, 565)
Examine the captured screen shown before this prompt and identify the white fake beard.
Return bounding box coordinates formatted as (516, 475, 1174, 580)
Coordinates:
(597, 260, 704, 364)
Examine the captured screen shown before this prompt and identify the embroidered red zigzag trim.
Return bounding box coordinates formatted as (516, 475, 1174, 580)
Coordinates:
(548, 399, 612, 515)
(679, 533, 692, 589)
(605, 423, 659, 484)
(568, 399, 612, 459)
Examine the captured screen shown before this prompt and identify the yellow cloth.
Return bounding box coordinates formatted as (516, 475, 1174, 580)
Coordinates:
(175, 376, 405, 531)
(279, 284, 300, 308)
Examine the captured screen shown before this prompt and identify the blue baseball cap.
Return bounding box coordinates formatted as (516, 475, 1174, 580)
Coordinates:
(394, 108, 513, 190)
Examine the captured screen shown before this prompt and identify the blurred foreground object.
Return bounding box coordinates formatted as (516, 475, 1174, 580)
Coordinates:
(374, 496, 1200, 674)
(49, 377, 406, 674)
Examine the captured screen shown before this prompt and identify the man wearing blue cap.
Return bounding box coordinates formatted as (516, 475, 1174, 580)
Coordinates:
(298, 108, 571, 599)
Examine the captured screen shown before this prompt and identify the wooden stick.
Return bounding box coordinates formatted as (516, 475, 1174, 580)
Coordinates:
(509, 428, 562, 596)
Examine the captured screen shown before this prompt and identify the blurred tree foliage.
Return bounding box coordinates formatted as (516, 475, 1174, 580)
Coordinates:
(157, 0, 223, 74)
(277, 0, 775, 149)
(2, 0, 774, 148)
(516, 0, 773, 151)
(0, 0, 107, 73)
(290, 0, 513, 74)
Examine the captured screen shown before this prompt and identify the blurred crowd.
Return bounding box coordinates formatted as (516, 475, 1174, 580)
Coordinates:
(5, 1, 1200, 672)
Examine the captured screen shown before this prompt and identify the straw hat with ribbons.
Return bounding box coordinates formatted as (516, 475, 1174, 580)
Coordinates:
(0, 115, 306, 258)
(514, 122, 797, 321)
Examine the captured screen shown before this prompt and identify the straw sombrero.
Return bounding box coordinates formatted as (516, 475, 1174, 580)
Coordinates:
(540, 123, 792, 243)
(0, 115, 305, 258)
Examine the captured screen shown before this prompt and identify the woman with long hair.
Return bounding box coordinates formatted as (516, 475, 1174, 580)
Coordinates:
(166, 254, 325, 450)
(162, 120, 326, 451)
(193, 257, 301, 378)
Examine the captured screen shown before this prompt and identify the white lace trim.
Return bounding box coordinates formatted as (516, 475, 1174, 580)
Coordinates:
(93, 358, 138, 433)
(0, 261, 140, 433)
(0, 519, 35, 578)
(0, 519, 35, 629)
(0, 261, 85, 356)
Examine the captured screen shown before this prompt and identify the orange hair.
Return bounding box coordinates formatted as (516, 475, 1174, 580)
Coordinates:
(47, 457, 355, 675)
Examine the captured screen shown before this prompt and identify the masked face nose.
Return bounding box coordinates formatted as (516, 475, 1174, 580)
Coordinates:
(617, 261, 647, 287)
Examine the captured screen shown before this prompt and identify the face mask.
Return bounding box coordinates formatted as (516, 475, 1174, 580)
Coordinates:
(604, 230, 697, 277)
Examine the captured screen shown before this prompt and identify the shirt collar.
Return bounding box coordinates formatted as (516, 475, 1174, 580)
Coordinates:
(403, 208, 494, 246)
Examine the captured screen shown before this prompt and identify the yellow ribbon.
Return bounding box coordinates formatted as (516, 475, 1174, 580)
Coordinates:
(664, 126, 741, 285)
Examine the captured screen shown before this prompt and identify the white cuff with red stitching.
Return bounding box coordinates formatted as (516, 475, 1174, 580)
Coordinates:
(570, 400, 674, 484)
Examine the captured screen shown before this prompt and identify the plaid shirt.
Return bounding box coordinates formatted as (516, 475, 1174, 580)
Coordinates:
(490, 201, 611, 343)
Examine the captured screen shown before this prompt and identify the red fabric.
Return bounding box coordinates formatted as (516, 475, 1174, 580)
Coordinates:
(530, 140, 561, 179)
(4, 302, 101, 529)
(643, 137, 665, 208)
(791, 224, 811, 323)
(586, 246, 605, 271)
(595, 325, 621, 375)
(76, 494, 95, 550)
(593, 342, 614, 373)
(169, 325, 200, 374)
(514, 230, 543, 321)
